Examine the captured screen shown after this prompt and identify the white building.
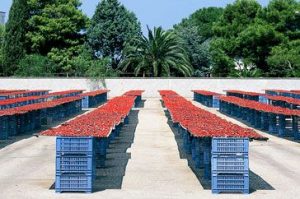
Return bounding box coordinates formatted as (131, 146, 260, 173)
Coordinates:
(0, 11, 5, 25)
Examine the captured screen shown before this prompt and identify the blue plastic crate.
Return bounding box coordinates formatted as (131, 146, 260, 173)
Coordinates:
(56, 137, 94, 154)
(212, 173, 249, 194)
(212, 102, 220, 108)
(8, 115, 17, 136)
(55, 173, 93, 193)
(82, 96, 89, 108)
(56, 154, 94, 173)
(259, 95, 268, 104)
(0, 96, 8, 100)
(212, 154, 249, 174)
(95, 138, 108, 156)
(0, 116, 9, 140)
(212, 138, 249, 154)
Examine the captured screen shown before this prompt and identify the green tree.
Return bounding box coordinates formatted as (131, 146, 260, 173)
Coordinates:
(122, 27, 193, 77)
(210, 0, 266, 76)
(176, 7, 223, 40)
(15, 54, 58, 77)
(0, 25, 5, 75)
(87, 0, 141, 68)
(213, 0, 261, 38)
(69, 45, 94, 76)
(260, 0, 300, 40)
(210, 38, 235, 76)
(174, 25, 212, 76)
(3, 0, 30, 75)
(236, 21, 285, 72)
(69, 45, 119, 77)
(173, 7, 223, 76)
(86, 58, 119, 78)
(26, 0, 89, 74)
(267, 40, 300, 77)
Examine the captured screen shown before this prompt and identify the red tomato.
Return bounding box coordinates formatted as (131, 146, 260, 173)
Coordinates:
(41, 94, 137, 138)
(159, 90, 266, 140)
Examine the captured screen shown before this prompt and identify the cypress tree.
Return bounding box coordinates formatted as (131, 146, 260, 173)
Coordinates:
(87, 0, 141, 68)
(3, 0, 30, 76)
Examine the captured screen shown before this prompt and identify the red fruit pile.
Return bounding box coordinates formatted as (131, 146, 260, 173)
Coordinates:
(124, 90, 145, 96)
(0, 90, 49, 98)
(266, 95, 300, 106)
(226, 90, 265, 97)
(160, 90, 265, 139)
(0, 89, 27, 94)
(41, 95, 136, 137)
(0, 95, 48, 107)
(0, 96, 82, 117)
(291, 90, 300, 93)
(46, 90, 84, 97)
(192, 90, 221, 96)
(159, 90, 178, 97)
(80, 90, 109, 97)
(220, 96, 300, 116)
(0, 90, 86, 111)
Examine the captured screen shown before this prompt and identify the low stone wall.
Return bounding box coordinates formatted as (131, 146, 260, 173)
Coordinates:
(0, 78, 299, 98)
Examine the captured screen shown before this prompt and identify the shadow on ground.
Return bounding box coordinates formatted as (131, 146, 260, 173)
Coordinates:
(0, 110, 88, 150)
(165, 109, 274, 193)
(93, 109, 139, 192)
(136, 100, 146, 108)
(49, 109, 140, 192)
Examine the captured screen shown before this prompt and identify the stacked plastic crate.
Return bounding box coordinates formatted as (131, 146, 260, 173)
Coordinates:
(212, 96, 220, 108)
(81, 90, 109, 109)
(55, 137, 95, 193)
(258, 95, 268, 104)
(192, 90, 221, 108)
(211, 137, 249, 194)
(0, 116, 9, 139)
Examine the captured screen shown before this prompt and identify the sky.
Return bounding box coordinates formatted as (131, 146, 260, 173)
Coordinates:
(0, 0, 270, 33)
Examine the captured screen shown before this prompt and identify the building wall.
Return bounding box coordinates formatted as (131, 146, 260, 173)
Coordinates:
(0, 78, 299, 98)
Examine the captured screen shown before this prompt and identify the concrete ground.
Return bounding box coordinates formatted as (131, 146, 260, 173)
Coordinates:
(0, 98, 300, 199)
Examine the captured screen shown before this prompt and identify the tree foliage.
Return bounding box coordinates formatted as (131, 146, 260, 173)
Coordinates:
(173, 7, 223, 76)
(0, 25, 4, 74)
(15, 54, 58, 77)
(236, 21, 285, 72)
(177, 7, 224, 40)
(26, 0, 89, 74)
(69, 46, 119, 77)
(213, 0, 261, 37)
(86, 58, 119, 78)
(267, 40, 300, 77)
(3, 0, 30, 75)
(260, 0, 300, 39)
(2, 0, 300, 77)
(122, 27, 193, 77)
(209, 0, 300, 77)
(87, 0, 141, 68)
(174, 25, 212, 76)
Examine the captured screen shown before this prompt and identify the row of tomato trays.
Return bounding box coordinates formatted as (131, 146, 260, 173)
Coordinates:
(80, 90, 109, 97)
(225, 90, 300, 107)
(159, 90, 265, 140)
(0, 89, 49, 98)
(160, 90, 253, 194)
(41, 93, 141, 138)
(0, 89, 86, 108)
(0, 96, 83, 118)
(219, 96, 300, 116)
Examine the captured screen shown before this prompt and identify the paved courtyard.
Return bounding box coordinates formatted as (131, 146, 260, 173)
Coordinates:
(0, 98, 300, 199)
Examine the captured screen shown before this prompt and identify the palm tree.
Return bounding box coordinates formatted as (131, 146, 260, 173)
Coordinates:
(121, 27, 193, 77)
